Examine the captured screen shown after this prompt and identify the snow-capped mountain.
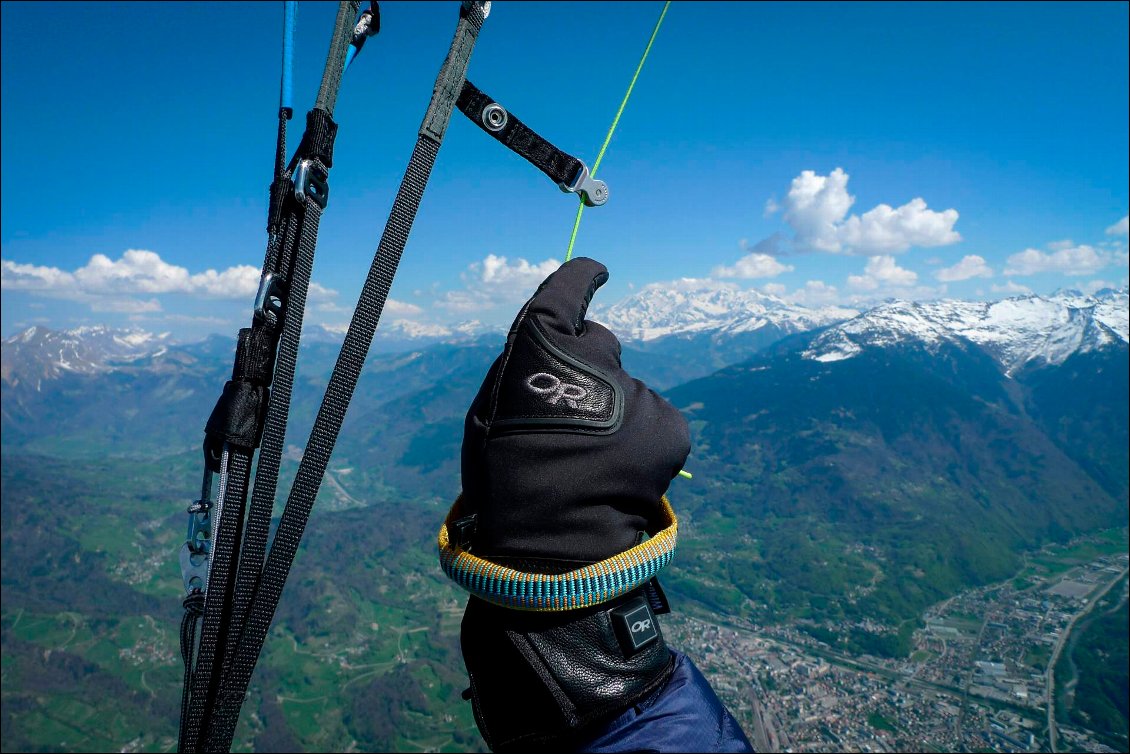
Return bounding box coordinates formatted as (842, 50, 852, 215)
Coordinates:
(803, 288, 1129, 375)
(1, 325, 174, 387)
(592, 281, 858, 341)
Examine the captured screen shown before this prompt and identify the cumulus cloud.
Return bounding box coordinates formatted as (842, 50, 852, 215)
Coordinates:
(1106, 215, 1129, 237)
(713, 252, 794, 279)
(991, 280, 1033, 295)
(477, 254, 560, 289)
(776, 168, 960, 254)
(1003, 243, 1112, 276)
(0, 249, 352, 323)
(4, 250, 262, 299)
(779, 280, 844, 306)
(1077, 279, 1122, 295)
(847, 255, 919, 291)
(759, 282, 787, 297)
(435, 254, 560, 313)
(935, 255, 993, 282)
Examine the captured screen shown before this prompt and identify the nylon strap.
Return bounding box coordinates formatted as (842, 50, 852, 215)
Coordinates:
(198, 4, 488, 751)
(456, 79, 584, 188)
(178, 4, 359, 752)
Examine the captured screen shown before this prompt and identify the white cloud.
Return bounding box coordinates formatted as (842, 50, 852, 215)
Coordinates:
(306, 281, 340, 301)
(1106, 215, 1129, 237)
(4, 250, 254, 298)
(1077, 279, 1121, 295)
(935, 255, 993, 282)
(384, 299, 423, 316)
(1003, 244, 1111, 276)
(847, 255, 919, 291)
(760, 282, 787, 297)
(838, 198, 962, 253)
(778, 168, 960, 254)
(991, 280, 1033, 295)
(477, 254, 560, 289)
(642, 277, 738, 294)
(782, 168, 856, 253)
(785, 280, 843, 306)
(435, 289, 487, 313)
(713, 252, 794, 279)
(90, 297, 163, 313)
(435, 254, 561, 314)
(1, 249, 345, 318)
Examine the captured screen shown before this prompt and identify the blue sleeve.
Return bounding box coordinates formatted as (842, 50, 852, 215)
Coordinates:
(575, 649, 756, 753)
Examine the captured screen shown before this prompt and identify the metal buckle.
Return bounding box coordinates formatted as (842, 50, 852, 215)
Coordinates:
(180, 471, 213, 594)
(559, 162, 608, 207)
(293, 159, 329, 209)
(253, 272, 284, 326)
(461, 0, 491, 19)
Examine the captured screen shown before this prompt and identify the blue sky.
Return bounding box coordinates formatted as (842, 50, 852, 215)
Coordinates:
(2, 1, 1127, 341)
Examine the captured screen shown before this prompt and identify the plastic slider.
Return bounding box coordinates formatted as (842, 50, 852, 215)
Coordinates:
(451, 513, 478, 550)
(293, 159, 329, 209)
(559, 162, 608, 207)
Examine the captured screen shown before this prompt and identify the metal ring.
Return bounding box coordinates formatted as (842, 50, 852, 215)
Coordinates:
(482, 102, 508, 132)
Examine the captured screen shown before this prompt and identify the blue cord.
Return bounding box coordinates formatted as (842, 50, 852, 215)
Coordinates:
(280, 1, 297, 111)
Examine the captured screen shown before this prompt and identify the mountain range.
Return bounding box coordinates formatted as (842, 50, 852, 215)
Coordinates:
(2, 286, 1127, 751)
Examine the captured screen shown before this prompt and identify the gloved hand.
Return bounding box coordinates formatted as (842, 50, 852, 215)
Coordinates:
(461, 256, 690, 566)
(451, 257, 691, 751)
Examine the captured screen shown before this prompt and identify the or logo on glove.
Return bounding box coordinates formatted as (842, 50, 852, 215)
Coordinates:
(524, 372, 589, 409)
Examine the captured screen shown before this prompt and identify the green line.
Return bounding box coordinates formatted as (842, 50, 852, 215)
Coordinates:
(565, 0, 671, 262)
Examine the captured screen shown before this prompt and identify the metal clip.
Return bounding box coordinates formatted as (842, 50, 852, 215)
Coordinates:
(293, 159, 329, 209)
(461, 0, 491, 19)
(180, 471, 213, 594)
(253, 272, 284, 326)
(179, 506, 211, 596)
(559, 162, 608, 207)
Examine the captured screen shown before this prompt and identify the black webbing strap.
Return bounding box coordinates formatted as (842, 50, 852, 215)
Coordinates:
(198, 3, 488, 751)
(456, 79, 583, 187)
(178, 4, 360, 753)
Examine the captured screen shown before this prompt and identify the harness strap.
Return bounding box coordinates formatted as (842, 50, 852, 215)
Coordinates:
(178, 4, 362, 752)
(198, 4, 489, 751)
(456, 80, 607, 207)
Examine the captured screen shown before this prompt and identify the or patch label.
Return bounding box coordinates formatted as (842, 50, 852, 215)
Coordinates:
(611, 597, 659, 655)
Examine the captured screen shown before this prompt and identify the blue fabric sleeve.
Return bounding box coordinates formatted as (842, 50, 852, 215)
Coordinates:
(576, 649, 755, 753)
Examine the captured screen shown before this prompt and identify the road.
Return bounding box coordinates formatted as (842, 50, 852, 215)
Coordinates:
(1046, 565, 1129, 753)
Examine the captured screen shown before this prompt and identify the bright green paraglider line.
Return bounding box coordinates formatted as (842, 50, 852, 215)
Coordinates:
(565, 1, 671, 262)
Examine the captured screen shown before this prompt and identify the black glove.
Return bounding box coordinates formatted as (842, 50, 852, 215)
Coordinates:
(454, 257, 691, 751)
(461, 256, 690, 565)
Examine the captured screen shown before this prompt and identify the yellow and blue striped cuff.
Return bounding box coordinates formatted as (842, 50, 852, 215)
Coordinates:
(438, 496, 678, 612)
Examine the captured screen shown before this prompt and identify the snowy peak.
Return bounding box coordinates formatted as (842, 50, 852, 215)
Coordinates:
(803, 289, 1129, 373)
(592, 281, 857, 341)
(1, 325, 173, 386)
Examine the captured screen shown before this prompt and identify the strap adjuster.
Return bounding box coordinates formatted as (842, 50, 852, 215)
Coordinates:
(293, 159, 329, 209)
(253, 273, 285, 326)
(559, 162, 608, 207)
(180, 472, 213, 594)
